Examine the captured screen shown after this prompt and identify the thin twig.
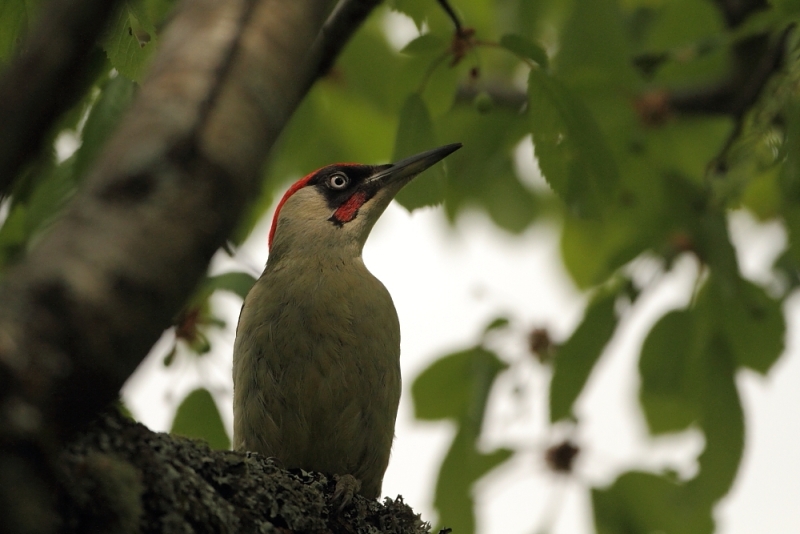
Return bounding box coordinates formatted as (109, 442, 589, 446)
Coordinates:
(437, 0, 463, 35)
(309, 0, 382, 83)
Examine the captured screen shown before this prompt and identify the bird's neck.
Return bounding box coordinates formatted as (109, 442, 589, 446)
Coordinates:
(266, 239, 367, 274)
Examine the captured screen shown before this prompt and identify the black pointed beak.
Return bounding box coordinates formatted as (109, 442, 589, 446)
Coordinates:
(369, 143, 462, 188)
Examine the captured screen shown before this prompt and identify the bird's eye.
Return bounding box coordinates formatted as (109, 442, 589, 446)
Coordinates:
(328, 173, 350, 190)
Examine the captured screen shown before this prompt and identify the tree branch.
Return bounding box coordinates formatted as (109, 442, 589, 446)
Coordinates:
(0, 0, 360, 530)
(58, 410, 429, 533)
(0, 0, 125, 195)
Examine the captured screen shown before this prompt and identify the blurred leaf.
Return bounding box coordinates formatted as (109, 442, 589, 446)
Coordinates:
(550, 289, 618, 422)
(556, 0, 637, 89)
(126, 0, 157, 38)
(393, 94, 444, 210)
(163, 345, 177, 367)
(102, 2, 156, 82)
(413, 345, 507, 427)
(338, 17, 410, 114)
(593, 471, 713, 534)
(74, 75, 136, 181)
(434, 426, 513, 534)
(684, 332, 744, 507)
(422, 57, 467, 117)
(482, 156, 539, 232)
(639, 0, 727, 86)
(114, 398, 135, 420)
(171, 388, 231, 450)
(482, 316, 510, 334)
(24, 155, 76, 235)
(741, 166, 780, 220)
(500, 34, 548, 69)
(0, 0, 28, 62)
(401, 33, 446, 56)
(639, 309, 698, 434)
(714, 278, 785, 374)
(528, 68, 620, 218)
(0, 155, 76, 268)
(560, 214, 644, 288)
(201, 271, 257, 300)
(646, 117, 733, 186)
(437, 106, 535, 232)
(390, 0, 429, 29)
(0, 202, 28, 266)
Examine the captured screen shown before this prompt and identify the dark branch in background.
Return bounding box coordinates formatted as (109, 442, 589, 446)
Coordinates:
(437, 0, 464, 36)
(311, 0, 382, 81)
(0, 0, 125, 195)
(633, 0, 794, 170)
(668, 27, 793, 118)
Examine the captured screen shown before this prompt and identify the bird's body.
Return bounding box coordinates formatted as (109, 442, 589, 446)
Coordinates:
(233, 251, 400, 498)
(232, 144, 461, 500)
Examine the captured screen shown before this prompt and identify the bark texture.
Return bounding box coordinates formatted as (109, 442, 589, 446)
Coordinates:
(0, 0, 384, 532)
(58, 410, 430, 534)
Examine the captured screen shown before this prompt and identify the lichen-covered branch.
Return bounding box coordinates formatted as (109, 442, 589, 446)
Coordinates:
(58, 410, 429, 534)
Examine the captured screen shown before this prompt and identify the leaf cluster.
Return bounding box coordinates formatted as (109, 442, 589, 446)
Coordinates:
(2, 0, 799, 532)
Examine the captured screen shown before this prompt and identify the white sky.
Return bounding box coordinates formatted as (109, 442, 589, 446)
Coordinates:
(123, 197, 800, 534)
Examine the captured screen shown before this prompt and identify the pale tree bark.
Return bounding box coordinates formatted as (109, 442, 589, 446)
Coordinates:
(0, 0, 416, 532)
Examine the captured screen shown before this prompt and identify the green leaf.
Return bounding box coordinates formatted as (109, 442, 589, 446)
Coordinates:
(482, 316, 510, 334)
(390, 0, 430, 29)
(74, 75, 136, 181)
(203, 271, 257, 300)
(126, 0, 157, 38)
(401, 33, 446, 56)
(560, 213, 644, 289)
(684, 334, 744, 507)
(715, 278, 785, 374)
(114, 398, 135, 420)
(639, 0, 727, 86)
(593, 471, 713, 534)
(171, 388, 231, 450)
(413, 346, 507, 427)
(101, 2, 156, 81)
(24, 156, 76, 235)
(0, 0, 28, 62)
(393, 94, 444, 210)
(499, 34, 548, 69)
(436, 106, 535, 232)
(0, 202, 28, 267)
(556, 0, 638, 90)
(528, 68, 620, 218)
(434, 426, 513, 534)
(639, 310, 698, 434)
(550, 290, 618, 422)
(645, 117, 733, 186)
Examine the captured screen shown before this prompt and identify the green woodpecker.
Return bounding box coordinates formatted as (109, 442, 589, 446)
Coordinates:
(232, 143, 462, 501)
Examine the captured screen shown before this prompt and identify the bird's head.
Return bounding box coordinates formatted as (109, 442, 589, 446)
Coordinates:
(267, 143, 462, 259)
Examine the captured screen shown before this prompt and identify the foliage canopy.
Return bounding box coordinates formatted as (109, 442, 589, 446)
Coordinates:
(1, 0, 798, 532)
